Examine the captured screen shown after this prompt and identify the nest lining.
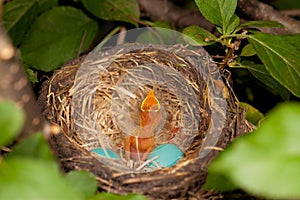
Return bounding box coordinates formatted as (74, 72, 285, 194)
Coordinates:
(69, 46, 211, 172)
(38, 43, 254, 199)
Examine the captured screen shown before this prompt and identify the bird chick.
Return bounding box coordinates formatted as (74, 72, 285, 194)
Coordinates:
(124, 90, 162, 161)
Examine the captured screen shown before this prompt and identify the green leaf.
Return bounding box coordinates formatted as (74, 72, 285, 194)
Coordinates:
(195, 0, 237, 34)
(81, 0, 140, 26)
(87, 192, 147, 200)
(282, 34, 300, 49)
(7, 132, 55, 161)
(143, 20, 172, 29)
(0, 100, 24, 146)
(244, 63, 290, 100)
(37, 0, 58, 13)
(182, 25, 217, 46)
(248, 33, 300, 97)
(208, 102, 300, 199)
(240, 44, 256, 57)
(3, 0, 58, 47)
(3, 0, 39, 46)
(0, 158, 82, 200)
(65, 171, 98, 198)
(203, 171, 237, 191)
(225, 14, 240, 34)
(240, 20, 284, 29)
(136, 27, 185, 45)
(239, 102, 264, 125)
(25, 68, 39, 83)
(20, 6, 98, 72)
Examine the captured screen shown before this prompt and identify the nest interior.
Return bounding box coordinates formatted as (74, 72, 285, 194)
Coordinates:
(38, 44, 254, 199)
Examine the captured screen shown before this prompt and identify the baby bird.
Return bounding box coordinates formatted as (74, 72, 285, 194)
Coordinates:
(124, 90, 162, 161)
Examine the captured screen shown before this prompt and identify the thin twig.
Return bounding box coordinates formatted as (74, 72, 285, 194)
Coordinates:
(238, 0, 300, 34)
(280, 9, 300, 17)
(77, 31, 87, 58)
(137, 0, 214, 31)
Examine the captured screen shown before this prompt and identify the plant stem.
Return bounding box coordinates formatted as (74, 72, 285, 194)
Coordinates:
(217, 34, 248, 41)
(219, 47, 234, 70)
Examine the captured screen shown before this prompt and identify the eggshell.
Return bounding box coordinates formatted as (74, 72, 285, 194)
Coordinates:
(147, 144, 183, 168)
(91, 148, 120, 159)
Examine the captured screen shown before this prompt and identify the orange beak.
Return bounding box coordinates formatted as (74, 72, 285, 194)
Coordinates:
(139, 90, 162, 137)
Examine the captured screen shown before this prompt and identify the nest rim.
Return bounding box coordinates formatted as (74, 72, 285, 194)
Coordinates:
(38, 43, 254, 199)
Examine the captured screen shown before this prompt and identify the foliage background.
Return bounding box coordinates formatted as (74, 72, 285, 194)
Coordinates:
(1, 0, 300, 199)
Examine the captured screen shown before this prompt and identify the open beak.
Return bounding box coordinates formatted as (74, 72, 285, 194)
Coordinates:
(139, 90, 162, 138)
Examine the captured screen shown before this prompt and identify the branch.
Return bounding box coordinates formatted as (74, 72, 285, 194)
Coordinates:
(137, 0, 215, 31)
(238, 0, 300, 34)
(280, 9, 300, 17)
(0, 7, 52, 140)
(139, 0, 300, 35)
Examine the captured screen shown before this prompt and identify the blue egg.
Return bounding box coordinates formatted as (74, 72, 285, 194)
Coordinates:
(91, 148, 120, 159)
(147, 144, 183, 168)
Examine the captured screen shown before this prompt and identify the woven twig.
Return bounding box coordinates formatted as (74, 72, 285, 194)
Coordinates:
(38, 43, 254, 199)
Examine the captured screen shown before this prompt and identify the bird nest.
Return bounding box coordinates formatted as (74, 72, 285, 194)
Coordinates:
(38, 30, 253, 199)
